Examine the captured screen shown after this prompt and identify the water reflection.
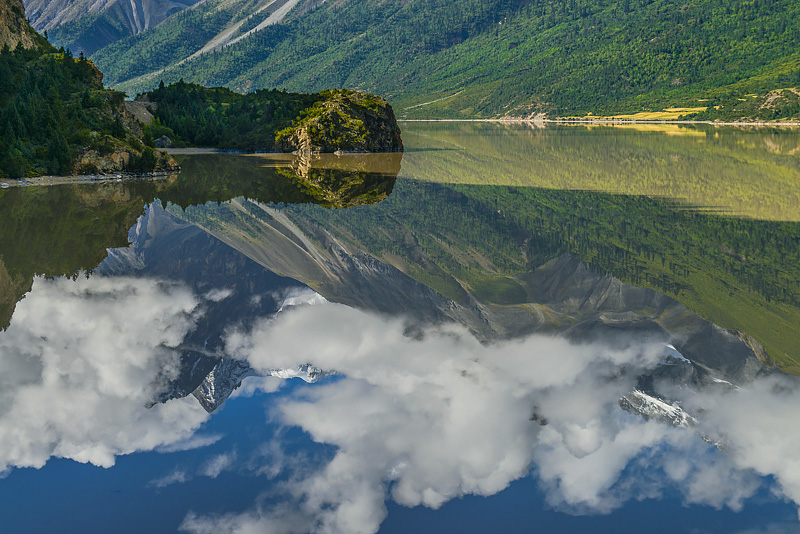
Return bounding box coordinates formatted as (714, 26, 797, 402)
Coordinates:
(0, 183, 148, 330)
(0, 276, 207, 472)
(400, 122, 800, 221)
(2, 271, 799, 532)
(172, 174, 800, 373)
(154, 152, 400, 209)
(0, 153, 401, 331)
(181, 300, 800, 533)
(1, 124, 800, 533)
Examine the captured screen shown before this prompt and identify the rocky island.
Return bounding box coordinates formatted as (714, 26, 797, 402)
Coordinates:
(134, 82, 403, 154)
(275, 90, 403, 154)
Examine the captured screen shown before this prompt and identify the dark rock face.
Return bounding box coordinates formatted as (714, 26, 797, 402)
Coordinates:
(0, 0, 40, 50)
(24, 0, 201, 55)
(154, 135, 173, 148)
(276, 90, 403, 154)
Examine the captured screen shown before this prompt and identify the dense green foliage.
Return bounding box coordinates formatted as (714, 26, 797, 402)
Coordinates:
(0, 42, 159, 178)
(0, 45, 110, 176)
(142, 82, 399, 152)
(690, 88, 800, 121)
(92, 0, 800, 119)
(141, 80, 322, 150)
(275, 89, 403, 152)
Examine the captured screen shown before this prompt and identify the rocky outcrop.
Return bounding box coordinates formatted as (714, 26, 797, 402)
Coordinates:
(276, 90, 403, 154)
(124, 100, 156, 125)
(73, 148, 176, 174)
(72, 88, 177, 175)
(0, 0, 41, 50)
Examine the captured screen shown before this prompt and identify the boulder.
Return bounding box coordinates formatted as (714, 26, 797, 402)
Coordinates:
(276, 89, 403, 153)
(154, 135, 173, 148)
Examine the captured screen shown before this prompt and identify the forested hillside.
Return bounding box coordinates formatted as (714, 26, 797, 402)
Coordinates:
(87, 0, 800, 119)
(0, 44, 179, 177)
(139, 81, 321, 150)
(0, 0, 174, 178)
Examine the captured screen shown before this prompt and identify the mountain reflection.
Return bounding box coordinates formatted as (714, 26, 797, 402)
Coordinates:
(1, 124, 800, 533)
(0, 153, 401, 332)
(171, 177, 800, 374)
(3, 270, 800, 533)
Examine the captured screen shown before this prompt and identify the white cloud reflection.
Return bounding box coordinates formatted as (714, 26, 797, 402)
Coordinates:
(2, 279, 799, 533)
(0, 276, 210, 471)
(683, 375, 800, 511)
(184, 301, 800, 534)
(202, 451, 237, 478)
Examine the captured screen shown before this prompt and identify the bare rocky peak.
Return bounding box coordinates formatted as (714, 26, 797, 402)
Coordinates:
(24, 0, 199, 33)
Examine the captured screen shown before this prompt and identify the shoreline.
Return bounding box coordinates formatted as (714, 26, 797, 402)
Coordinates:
(0, 170, 177, 188)
(399, 118, 800, 127)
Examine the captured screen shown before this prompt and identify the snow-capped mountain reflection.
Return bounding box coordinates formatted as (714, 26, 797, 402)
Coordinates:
(1, 199, 799, 533)
(1, 271, 799, 533)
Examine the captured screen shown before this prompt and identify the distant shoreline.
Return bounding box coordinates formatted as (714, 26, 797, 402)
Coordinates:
(0, 171, 176, 188)
(399, 118, 800, 127)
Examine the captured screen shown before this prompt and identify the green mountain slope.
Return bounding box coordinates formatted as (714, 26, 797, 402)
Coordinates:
(91, 0, 292, 85)
(89, 0, 800, 119)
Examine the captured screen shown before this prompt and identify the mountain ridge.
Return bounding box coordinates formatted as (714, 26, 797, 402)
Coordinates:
(65, 0, 800, 121)
(24, 0, 201, 54)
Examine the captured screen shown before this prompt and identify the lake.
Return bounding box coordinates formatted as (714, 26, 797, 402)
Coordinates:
(1, 122, 799, 533)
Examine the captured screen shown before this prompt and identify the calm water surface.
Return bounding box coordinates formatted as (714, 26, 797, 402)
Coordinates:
(1, 123, 800, 533)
